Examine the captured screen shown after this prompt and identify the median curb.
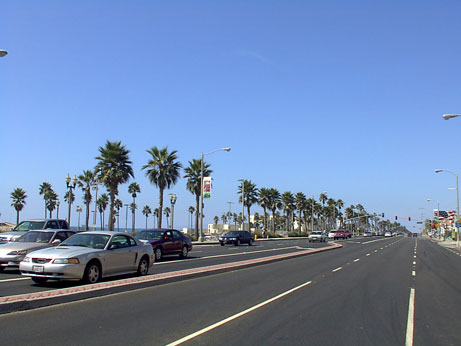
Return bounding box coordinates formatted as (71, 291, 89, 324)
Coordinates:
(0, 243, 342, 315)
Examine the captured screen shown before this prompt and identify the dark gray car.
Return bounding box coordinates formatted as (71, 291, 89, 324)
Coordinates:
(219, 231, 254, 246)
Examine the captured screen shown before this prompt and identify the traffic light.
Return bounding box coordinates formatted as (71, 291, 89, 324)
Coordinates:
(408, 217, 411, 221)
(382, 213, 384, 217)
(395, 216, 398, 220)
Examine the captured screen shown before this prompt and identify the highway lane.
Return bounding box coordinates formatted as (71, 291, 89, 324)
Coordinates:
(0, 236, 418, 346)
(0, 237, 338, 297)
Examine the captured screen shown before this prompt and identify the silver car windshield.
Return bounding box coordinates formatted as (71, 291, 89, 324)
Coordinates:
(16, 231, 53, 243)
(61, 233, 110, 249)
(14, 221, 46, 231)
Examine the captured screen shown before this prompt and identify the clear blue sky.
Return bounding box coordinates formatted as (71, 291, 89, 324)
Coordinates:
(2, 1, 461, 231)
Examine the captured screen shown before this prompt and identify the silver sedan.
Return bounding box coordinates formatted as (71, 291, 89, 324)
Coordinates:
(20, 231, 154, 285)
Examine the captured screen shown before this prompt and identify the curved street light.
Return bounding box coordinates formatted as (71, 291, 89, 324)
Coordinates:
(442, 114, 461, 120)
(199, 147, 231, 242)
(0, 50, 7, 58)
(65, 174, 78, 226)
(434, 169, 459, 247)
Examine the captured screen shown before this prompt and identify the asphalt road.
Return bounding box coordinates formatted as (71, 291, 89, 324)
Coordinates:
(2, 236, 460, 346)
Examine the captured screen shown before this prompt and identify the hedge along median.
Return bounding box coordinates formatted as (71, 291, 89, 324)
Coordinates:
(0, 242, 342, 315)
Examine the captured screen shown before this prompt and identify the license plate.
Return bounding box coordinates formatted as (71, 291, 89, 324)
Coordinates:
(32, 265, 44, 273)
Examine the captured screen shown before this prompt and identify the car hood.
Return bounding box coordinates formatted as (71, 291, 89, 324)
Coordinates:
(0, 242, 51, 255)
(0, 231, 27, 238)
(25, 246, 103, 258)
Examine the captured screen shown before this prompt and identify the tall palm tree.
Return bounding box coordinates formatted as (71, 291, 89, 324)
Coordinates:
(213, 216, 219, 226)
(128, 182, 141, 232)
(258, 188, 271, 229)
(130, 202, 137, 230)
(142, 205, 152, 229)
(46, 190, 59, 218)
(319, 192, 328, 207)
(295, 192, 306, 233)
(238, 180, 258, 231)
(39, 182, 52, 218)
(184, 158, 212, 239)
(153, 208, 160, 228)
(94, 140, 134, 231)
(78, 170, 95, 230)
(142, 146, 182, 229)
(336, 199, 344, 227)
(267, 188, 281, 233)
(10, 188, 27, 224)
(281, 191, 295, 232)
(164, 207, 171, 228)
(97, 193, 109, 230)
(115, 198, 123, 231)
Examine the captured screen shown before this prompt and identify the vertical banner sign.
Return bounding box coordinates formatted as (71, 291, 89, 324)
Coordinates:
(203, 177, 212, 199)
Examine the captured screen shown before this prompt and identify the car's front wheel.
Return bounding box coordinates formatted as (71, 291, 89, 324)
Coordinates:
(83, 261, 101, 284)
(31, 277, 48, 285)
(179, 246, 189, 258)
(220, 242, 225, 246)
(137, 256, 149, 276)
(154, 247, 163, 261)
(248, 239, 253, 246)
(235, 239, 240, 246)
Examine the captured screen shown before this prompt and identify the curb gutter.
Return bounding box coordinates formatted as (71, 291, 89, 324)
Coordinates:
(0, 243, 342, 315)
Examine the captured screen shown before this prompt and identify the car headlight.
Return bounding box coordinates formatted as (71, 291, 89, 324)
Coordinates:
(52, 258, 80, 264)
(22, 256, 31, 262)
(7, 250, 28, 256)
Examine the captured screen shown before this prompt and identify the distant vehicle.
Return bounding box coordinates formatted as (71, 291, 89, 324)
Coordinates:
(328, 230, 347, 240)
(308, 231, 327, 243)
(20, 231, 154, 284)
(0, 230, 75, 271)
(219, 231, 253, 246)
(135, 229, 192, 261)
(0, 219, 69, 244)
(384, 231, 392, 237)
(343, 230, 352, 239)
(363, 232, 372, 237)
(412, 233, 418, 237)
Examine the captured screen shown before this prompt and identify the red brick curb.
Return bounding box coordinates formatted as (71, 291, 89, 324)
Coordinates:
(0, 243, 342, 314)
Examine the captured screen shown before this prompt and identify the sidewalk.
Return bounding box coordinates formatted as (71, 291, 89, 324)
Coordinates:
(429, 236, 461, 255)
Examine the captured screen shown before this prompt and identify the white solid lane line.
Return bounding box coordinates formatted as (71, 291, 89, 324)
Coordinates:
(166, 280, 313, 346)
(353, 259, 360, 263)
(405, 288, 415, 346)
(332, 267, 343, 272)
(0, 277, 29, 283)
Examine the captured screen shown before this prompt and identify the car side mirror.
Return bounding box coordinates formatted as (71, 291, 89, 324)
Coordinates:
(110, 243, 120, 250)
(52, 239, 62, 245)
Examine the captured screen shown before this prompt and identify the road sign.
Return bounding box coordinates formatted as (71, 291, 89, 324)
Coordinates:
(203, 177, 212, 199)
(456, 222, 461, 228)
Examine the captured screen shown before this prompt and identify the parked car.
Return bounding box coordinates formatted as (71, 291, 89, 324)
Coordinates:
(308, 231, 327, 243)
(20, 231, 154, 284)
(363, 232, 372, 237)
(0, 230, 75, 271)
(219, 231, 253, 246)
(343, 230, 352, 239)
(0, 219, 69, 244)
(384, 231, 393, 237)
(135, 229, 192, 261)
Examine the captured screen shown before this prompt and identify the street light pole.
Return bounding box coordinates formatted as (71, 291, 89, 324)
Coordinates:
(92, 183, 99, 230)
(443, 114, 461, 120)
(227, 202, 233, 229)
(435, 169, 459, 247)
(124, 204, 129, 232)
(169, 193, 177, 228)
(56, 200, 60, 219)
(65, 174, 77, 227)
(76, 205, 83, 231)
(199, 147, 231, 242)
(238, 179, 245, 231)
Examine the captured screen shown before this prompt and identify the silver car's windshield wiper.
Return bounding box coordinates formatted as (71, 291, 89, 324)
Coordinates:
(65, 244, 89, 247)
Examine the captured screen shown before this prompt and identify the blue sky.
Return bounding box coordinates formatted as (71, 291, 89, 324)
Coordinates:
(2, 1, 461, 231)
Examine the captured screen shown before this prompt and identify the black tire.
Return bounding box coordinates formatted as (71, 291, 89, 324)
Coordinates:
(0, 267, 4, 272)
(83, 261, 101, 284)
(154, 247, 163, 261)
(220, 242, 225, 246)
(137, 256, 149, 276)
(248, 239, 253, 246)
(179, 246, 189, 258)
(235, 239, 240, 246)
(31, 277, 48, 285)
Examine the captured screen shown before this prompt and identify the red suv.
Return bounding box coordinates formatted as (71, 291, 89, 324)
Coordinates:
(135, 229, 192, 261)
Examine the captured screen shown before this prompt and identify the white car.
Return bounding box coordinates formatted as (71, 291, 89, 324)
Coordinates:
(327, 231, 337, 239)
(384, 231, 392, 237)
(20, 231, 154, 285)
(308, 231, 327, 243)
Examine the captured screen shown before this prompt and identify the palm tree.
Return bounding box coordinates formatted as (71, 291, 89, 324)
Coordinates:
(115, 198, 123, 231)
(46, 190, 59, 218)
(281, 191, 295, 232)
(130, 202, 137, 229)
(94, 140, 134, 231)
(267, 188, 281, 233)
(188, 206, 195, 231)
(184, 158, 212, 239)
(337, 199, 344, 227)
(153, 208, 160, 228)
(142, 205, 152, 229)
(10, 188, 27, 224)
(238, 180, 258, 231)
(319, 192, 328, 207)
(78, 170, 95, 230)
(97, 193, 109, 230)
(142, 146, 182, 229)
(258, 188, 271, 229)
(221, 214, 227, 225)
(295, 192, 306, 233)
(39, 182, 52, 218)
(214, 216, 219, 226)
(164, 207, 171, 228)
(128, 182, 141, 233)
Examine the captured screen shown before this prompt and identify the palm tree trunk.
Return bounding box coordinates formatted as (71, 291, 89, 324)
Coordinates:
(132, 196, 136, 232)
(109, 191, 115, 231)
(247, 205, 251, 231)
(85, 202, 90, 231)
(16, 210, 20, 225)
(158, 187, 164, 228)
